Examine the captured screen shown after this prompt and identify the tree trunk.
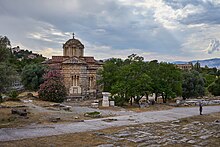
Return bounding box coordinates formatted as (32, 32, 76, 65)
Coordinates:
(162, 93, 166, 103)
(0, 93, 2, 103)
(146, 94, 149, 100)
(135, 96, 142, 108)
(130, 97, 133, 106)
(155, 93, 158, 102)
(164, 93, 167, 103)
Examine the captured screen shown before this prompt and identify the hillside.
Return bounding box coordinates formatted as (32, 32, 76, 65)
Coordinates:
(174, 58, 220, 69)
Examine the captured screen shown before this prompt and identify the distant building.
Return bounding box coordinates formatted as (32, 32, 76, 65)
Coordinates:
(176, 63, 193, 70)
(43, 34, 103, 99)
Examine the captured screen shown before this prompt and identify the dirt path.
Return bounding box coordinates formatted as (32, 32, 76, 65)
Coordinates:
(0, 105, 220, 142)
(26, 101, 135, 116)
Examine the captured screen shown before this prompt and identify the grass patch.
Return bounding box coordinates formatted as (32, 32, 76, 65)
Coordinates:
(85, 111, 100, 115)
(84, 111, 101, 118)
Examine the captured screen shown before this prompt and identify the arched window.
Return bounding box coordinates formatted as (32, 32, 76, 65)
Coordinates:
(89, 76, 94, 88)
(72, 75, 79, 86)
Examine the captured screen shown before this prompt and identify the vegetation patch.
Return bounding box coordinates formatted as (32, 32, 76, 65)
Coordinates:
(38, 70, 67, 103)
(84, 111, 101, 118)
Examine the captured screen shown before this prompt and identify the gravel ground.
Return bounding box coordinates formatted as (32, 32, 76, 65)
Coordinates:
(0, 105, 220, 142)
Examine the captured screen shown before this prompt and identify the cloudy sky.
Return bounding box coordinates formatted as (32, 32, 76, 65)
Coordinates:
(0, 0, 220, 61)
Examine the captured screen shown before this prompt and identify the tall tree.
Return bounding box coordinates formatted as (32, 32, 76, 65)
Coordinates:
(208, 78, 220, 96)
(193, 61, 201, 72)
(0, 36, 17, 96)
(182, 70, 206, 99)
(157, 62, 182, 103)
(21, 64, 47, 91)
(99, 58, 124, 92)
(147, 60, 161, 101)
(100, 54, 152, 106)
(0, 36, 11, 63)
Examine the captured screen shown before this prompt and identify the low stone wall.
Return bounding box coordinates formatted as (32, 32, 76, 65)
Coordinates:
(176, 99, 220, 106)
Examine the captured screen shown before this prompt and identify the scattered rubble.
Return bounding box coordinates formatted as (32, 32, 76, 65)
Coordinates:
(97, 119, 220, 146)
(11, 108, 27, 116)
(176, 99, 220, 106)
(49, 117, 61, 123)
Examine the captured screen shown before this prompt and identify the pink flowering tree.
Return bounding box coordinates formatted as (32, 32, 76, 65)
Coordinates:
(38, 70, 67, 102)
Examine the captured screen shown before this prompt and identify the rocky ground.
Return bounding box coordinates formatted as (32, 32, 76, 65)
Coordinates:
(0, 112, 219, 147)
(96, 113, 220, 147)
(1, 92, 220, 146)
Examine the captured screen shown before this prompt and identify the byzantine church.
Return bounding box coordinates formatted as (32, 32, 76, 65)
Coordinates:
(44, 34, 103, 98)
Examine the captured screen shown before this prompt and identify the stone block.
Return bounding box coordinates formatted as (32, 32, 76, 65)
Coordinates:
(102, 100, 109, 107)
(91, 102, 99, 108)
(110, 101, 115, 106)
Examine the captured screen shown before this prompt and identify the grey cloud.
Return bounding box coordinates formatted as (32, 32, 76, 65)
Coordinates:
(207, 39, 220, 54)
(0, 0, 219, 61)
(164, 0, 220, 25)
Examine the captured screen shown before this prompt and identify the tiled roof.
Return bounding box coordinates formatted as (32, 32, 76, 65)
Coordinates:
(51, 56, 69, 63)
(83, 56, 96, 63)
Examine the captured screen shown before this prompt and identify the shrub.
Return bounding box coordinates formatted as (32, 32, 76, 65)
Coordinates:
(38, 70, 67, 103)
(9, 90, 19, 99)
(6, 90, 20, 101)
(208, 78, 220, 96)
(84, 111, 101, 118)
(21, 64, 47, 91)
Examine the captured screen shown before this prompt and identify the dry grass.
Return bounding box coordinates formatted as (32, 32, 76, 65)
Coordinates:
(0, 108, 43, 128)
(32, 100, 57, 107)
(1, 131, 107, 147)
(0, 101, 25, 108)
(18, 92, 38, 97)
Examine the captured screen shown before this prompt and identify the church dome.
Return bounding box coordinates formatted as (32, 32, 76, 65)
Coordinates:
(63, 33, 84, 57)
(63, 33, 84, 49)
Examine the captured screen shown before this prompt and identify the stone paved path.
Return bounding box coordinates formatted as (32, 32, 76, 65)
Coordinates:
(0, 106, 220, 142)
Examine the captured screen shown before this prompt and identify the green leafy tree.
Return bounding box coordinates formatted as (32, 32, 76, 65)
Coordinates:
(100, 54, 152, 106)
(38, 70, 67, 102)
(99, 54, 183, 105)
(157, 62, 182, 103)
(147, 60, 161, 101)
(21, 64, 47, 91)
(99, 58, 124, 92)
(208, 78, 220, 96)
(217, 70, 220, 77)
(182, 70, 206, 99)
(122, 54, 152, 105)
(203, 74, 216, 87)
(0, 36, 17, 96)
(0, 63, 17, 94)
(147, 61, 182, 103)
(0, 36, 11, 62)
(193, 61, 201, 72)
